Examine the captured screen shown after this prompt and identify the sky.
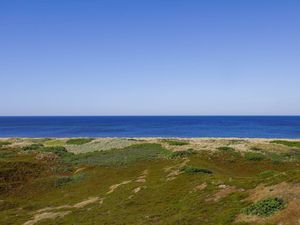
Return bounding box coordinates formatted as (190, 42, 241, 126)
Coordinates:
(1, 0, 300, 116)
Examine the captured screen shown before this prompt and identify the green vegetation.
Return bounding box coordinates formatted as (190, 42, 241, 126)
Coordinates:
(243, 197, 285, 216)
(181, 166, 213, 174)
(217, 146, 235, 151)
(250, 146, 262, 151)
(1, 138, 300, 225)
(162, 139, 189, 146)
(169, 148, 195, 158)
(271, 140, 300, 148)
(54, 173, 86, 187)
(23, 143, 44, 150)
(0, 141, 10, 147)
(66, 138, 94, 145)
(63, 143, 169, 166)
(244, 152, 265, 161)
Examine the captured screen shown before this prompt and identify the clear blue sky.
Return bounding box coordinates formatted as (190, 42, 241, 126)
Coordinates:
(1, 0, 300, 116)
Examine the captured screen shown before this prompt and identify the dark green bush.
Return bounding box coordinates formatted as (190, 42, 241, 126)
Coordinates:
(250, 146, 262, 151)
(244, 152, 265, 161)
(66, 138, 94, 145)
(162, 139, 189, 146)
(271, 140, 300, 148)
(169, 149, 196, 158)
(242, 197, 284, 216)
(181, 166, 212, 174)
(217, 146, 235, 151)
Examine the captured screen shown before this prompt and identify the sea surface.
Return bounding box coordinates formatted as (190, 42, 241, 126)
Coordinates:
(0, 116, 300, 138)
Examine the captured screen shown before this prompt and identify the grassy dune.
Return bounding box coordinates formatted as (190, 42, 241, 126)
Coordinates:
(1, 138, 300, 225)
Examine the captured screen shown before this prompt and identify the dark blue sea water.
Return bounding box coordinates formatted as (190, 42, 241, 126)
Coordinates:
(0, 116, 300, 138)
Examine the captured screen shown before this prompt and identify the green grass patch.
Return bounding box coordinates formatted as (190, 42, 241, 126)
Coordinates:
(271, 140, 300, 148)
(63, 143, 169, 166)
(244, 152, 265, 161)
(180, 166, 213, 174)
(162, 139, 189, 146)
(242, 197, 284, 216)
(66, 138, 94, 145)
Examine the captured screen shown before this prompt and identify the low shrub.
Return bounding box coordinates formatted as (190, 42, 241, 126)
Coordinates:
(162, 139, 189, 146)
(41, 146, 70, 157)
(0, 141, 11, 147)
(22, 143, 44, 151)
(181, 166, 212, 174)
(242, 197, 284, 216)
(244, 152, 265, 161)
(271, 140, 300, 148)
(54, 173, 86, 187)
(66, 138, 94, 145)
(250, 146, 262, 151)
(258, 170, 276, 178)
(217, 146, 235, 151)
(169, 149, 196, 158)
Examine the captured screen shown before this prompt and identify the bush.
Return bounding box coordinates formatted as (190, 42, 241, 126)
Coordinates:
(54, 176, 73, 187)
(217, 146, 235, 151)
(54, 173, 86, 187)
(0, 141, 11, 147)
(169, 149, 196, 158)
(244, 152, 265, 161)
(22, 143, 44, 151)
(181, 166, 212, 174)
(250, 147, 262, 151)
(242, 197, 284, 216)
(271, 140, 300, 148)
(66, 138, 94, 145)
(41, 146, 70, 157)
(162, 139, 189, 146)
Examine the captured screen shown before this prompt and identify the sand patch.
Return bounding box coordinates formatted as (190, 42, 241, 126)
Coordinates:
(165, 159, 189, 181)
(195, 183, 207, 191)
(23, 211, 71, 225)
(107, 180, 132, 194)
(206, 185, 240, 202)
(73, 197, 100, 208)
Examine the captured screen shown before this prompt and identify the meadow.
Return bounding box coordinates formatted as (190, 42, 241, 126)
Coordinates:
(1, 138, 300, 225)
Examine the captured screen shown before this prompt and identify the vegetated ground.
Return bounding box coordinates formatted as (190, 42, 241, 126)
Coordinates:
(1, 138, 300, 225)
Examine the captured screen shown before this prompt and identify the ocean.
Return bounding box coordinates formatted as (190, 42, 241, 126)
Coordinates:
(0, 116, 300, 138)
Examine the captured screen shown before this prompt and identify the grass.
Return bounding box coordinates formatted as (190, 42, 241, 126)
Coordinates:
(162, 139, 189, 146)
(242, 197, 285, 216)
(244, 152, 265, 161)
(181, 166, 213, 174)
(66, 138, 94, 145)
(63, 143, 170, 166)
(271, 140, 300, 148)
(1, 138, 300, 225)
